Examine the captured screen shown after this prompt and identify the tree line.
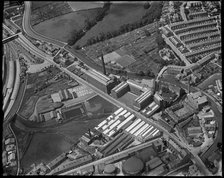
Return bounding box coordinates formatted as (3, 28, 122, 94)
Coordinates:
(68, 2, 111, 47)
(84, 2, 163, 47)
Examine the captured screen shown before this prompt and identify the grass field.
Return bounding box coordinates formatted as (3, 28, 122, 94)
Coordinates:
(75, 3, 149, 46)
(33, 8, 101, 43)
(21, 133, 72, 172)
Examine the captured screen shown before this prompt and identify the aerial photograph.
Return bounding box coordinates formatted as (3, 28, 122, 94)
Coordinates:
(2, 0, 222, 176)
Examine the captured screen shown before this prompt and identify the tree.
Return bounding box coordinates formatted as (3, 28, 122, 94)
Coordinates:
(138, 71, 145, 76)
(143, 2, 151, 9)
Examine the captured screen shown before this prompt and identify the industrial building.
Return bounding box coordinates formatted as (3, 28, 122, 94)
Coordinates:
(146, 157, 163, 171)
(141, 101, 160, 118)
(154, 92, 164, 107)
(94, 107, 160, 143)
(100, 132, 134, 157)
(122, 157, 144, 175)
(83, 69, 117, 94)
(147, 164, 166, 176)
(111, 82, 130, 98)
(49, 155, 92, 175)
(187, 92, 208, 110)
(127, 80, 147, 95)
(133, 90, 153, 111)
(152, 139, 166, 153)
(152, 113, 175, 133)
(46, 153, 67, 171)
(165, 138, 187, 159)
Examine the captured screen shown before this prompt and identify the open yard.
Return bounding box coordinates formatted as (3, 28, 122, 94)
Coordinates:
(85, 95, 118, 114)
(33, 8, 100, 43)
(118, 92, 138, 108)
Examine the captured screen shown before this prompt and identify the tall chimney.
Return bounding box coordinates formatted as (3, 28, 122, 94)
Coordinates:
(101, 54, 106, 75)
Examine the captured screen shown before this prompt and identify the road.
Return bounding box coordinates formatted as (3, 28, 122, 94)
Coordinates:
(59, 137, 161, 175)
(18, 2, 213, 175)
(22, 1, 66, 48)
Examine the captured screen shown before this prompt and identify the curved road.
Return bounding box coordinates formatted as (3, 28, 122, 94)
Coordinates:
(22, 1, 67, 48)
(20, 2, 213, 176)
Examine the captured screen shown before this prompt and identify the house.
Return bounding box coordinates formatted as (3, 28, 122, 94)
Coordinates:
(8, 152, 16, 162)
(5, 138, 15, 145)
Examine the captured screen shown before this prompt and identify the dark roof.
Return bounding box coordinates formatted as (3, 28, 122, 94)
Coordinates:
(122, 157, 144, 175)
(104, 164, 116, 174)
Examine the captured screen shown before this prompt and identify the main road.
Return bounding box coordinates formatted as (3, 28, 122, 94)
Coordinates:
(18, 2, 212, 175)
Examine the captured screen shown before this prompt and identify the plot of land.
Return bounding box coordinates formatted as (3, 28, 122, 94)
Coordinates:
(75, 3, 149, 46)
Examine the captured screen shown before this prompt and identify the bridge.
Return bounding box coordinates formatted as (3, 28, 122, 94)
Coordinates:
(3, 34, 19, 44)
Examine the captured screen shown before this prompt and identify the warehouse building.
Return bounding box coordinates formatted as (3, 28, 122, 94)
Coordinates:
(49, 155, 92, 175)
(147, 164, 166, 176)
(46, 153, 67, 171)
(111, 82, 130, 98)
(84, 69, 117, 94)
(133, 90, 153, 111)
(153, 92, 164, 107)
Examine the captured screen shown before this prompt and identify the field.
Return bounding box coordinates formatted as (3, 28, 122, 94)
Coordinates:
(33, 8, 100, 43)
(30, 2, 73, 26)
(75, 2, 150, 47)
(20, 133, 72, 172)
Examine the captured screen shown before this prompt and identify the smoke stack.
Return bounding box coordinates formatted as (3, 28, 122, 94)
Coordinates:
(101, 54, 106, 75)
(88, 128, 92, 138)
